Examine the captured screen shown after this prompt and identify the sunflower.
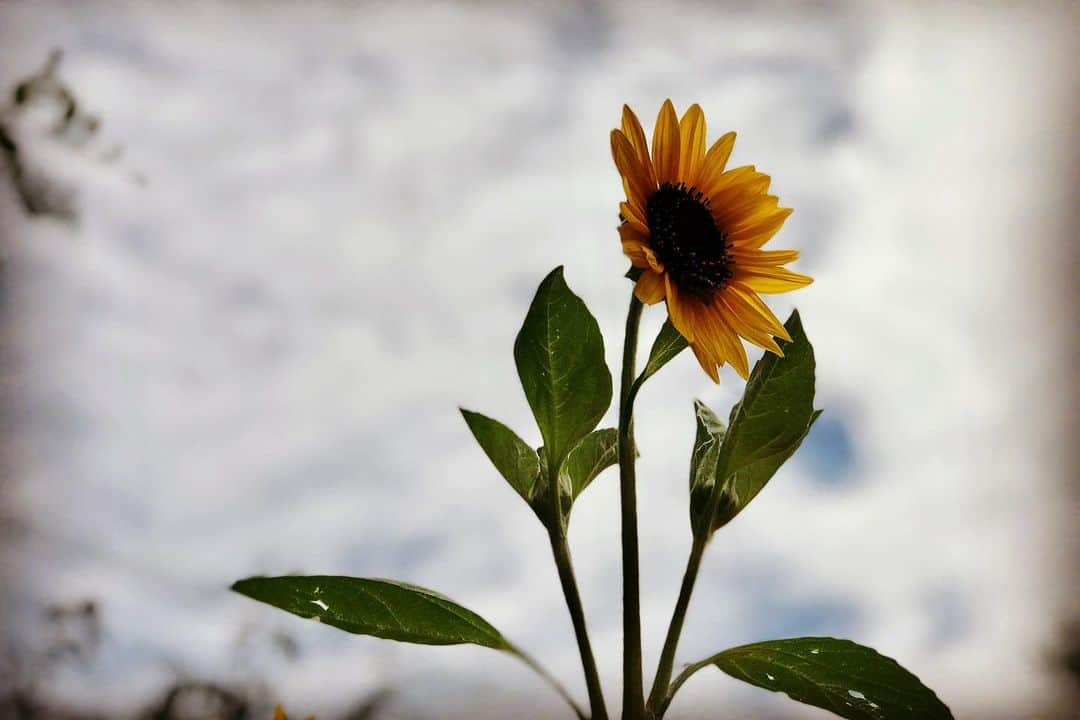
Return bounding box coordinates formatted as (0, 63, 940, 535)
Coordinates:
(611, 100, 812, 383)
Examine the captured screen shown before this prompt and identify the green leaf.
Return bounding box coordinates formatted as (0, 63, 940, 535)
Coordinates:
(680, 637, 953, 719)
(687, 400, 726, 536)
(713, 409, 821, 531)
(559, 428, 619, 504)
(460, 409, 539, 504)
(514, 266, 613, 470)
(639, 318, 689, 385)
(711, 310, 817, 531)
(232, 576, 512, 650)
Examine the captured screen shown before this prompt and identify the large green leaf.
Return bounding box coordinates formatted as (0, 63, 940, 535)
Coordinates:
(460, 409, 539, 504)
(232, 576, 511, 650)
(558, 428, 619, 504)
(687, 400, 725, 536)
(638, 318, 688, 385)
(713, 409, 821, 530)
(675, 637, 952, 719)
(514, 266, 612, 469)
(711, 310, 817, 531)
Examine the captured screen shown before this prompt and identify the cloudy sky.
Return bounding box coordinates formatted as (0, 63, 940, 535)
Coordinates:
(1, 1, 1076, 718)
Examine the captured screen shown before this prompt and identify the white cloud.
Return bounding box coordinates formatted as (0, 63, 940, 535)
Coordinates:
(1, 1, 1074, 717)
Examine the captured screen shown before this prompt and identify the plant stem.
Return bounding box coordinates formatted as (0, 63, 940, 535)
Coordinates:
(549, 526, 609, 720)
(645, 533, 707, 717)
(514, 645, 589, 720)
(619, 293, 645, 719)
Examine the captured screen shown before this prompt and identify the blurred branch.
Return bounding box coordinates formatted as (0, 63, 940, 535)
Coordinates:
(140, 681, 249, 720)
(0, 48, 134, 224)
(0, 595, 398, 720)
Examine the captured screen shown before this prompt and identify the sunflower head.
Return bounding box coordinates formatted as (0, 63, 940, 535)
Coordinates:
(612, 100, 812, 382)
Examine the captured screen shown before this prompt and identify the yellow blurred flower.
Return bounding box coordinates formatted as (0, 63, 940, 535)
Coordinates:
(272, 706, 314, 720)
(612, 100, 811, 382)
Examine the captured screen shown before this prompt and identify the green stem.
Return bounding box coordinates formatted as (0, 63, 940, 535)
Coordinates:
(549, 526, 608, 720)
(619, 293, 645, 719)
(514, 645, 588, 720)
(648, 411, 738, 717)
(645, 534, 707, 717)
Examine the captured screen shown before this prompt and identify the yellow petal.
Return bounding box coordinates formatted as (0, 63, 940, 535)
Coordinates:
(691, 343, 721, 383)
(622, 239, 650, 269)
(730, 248, 800, 268)
(719, 194, 781, 231)
(681, 298, 747, 382)
(726, 282, 792, 341)
(706, 162, 754, 190)
(735, 267, 814, 294)
(620, 224, 663, 272)
(664, 273, 695, 342)
(273, 709, 287, 720)
(728, 208, 793, 249)
(709, 166, 771, 209)
(634, 269, 667, 304)
(700, 304, 749, 380)
(611, 129, 654, 209)
(716, 291, 784, 355)
(696, 131, 736, 196)
(678, 103, 706, 186)
(621, 105, 656, 187)
(618, 220, 648, 245)
(619, 201, 649, 234)
(652, 99, 681, 185)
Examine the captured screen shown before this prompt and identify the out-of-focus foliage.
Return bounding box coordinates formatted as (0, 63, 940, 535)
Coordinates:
(0, 49, 133, 224)
(0, 597, 394, 720)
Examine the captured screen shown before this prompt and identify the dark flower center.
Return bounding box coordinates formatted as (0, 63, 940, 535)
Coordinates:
(645, 182, 732, 300)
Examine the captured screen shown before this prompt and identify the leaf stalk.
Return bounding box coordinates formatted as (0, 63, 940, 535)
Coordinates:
(512, 644, 589, 720)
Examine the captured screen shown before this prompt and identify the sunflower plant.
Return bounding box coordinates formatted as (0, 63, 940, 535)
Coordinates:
(235, 101, 952, 720)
